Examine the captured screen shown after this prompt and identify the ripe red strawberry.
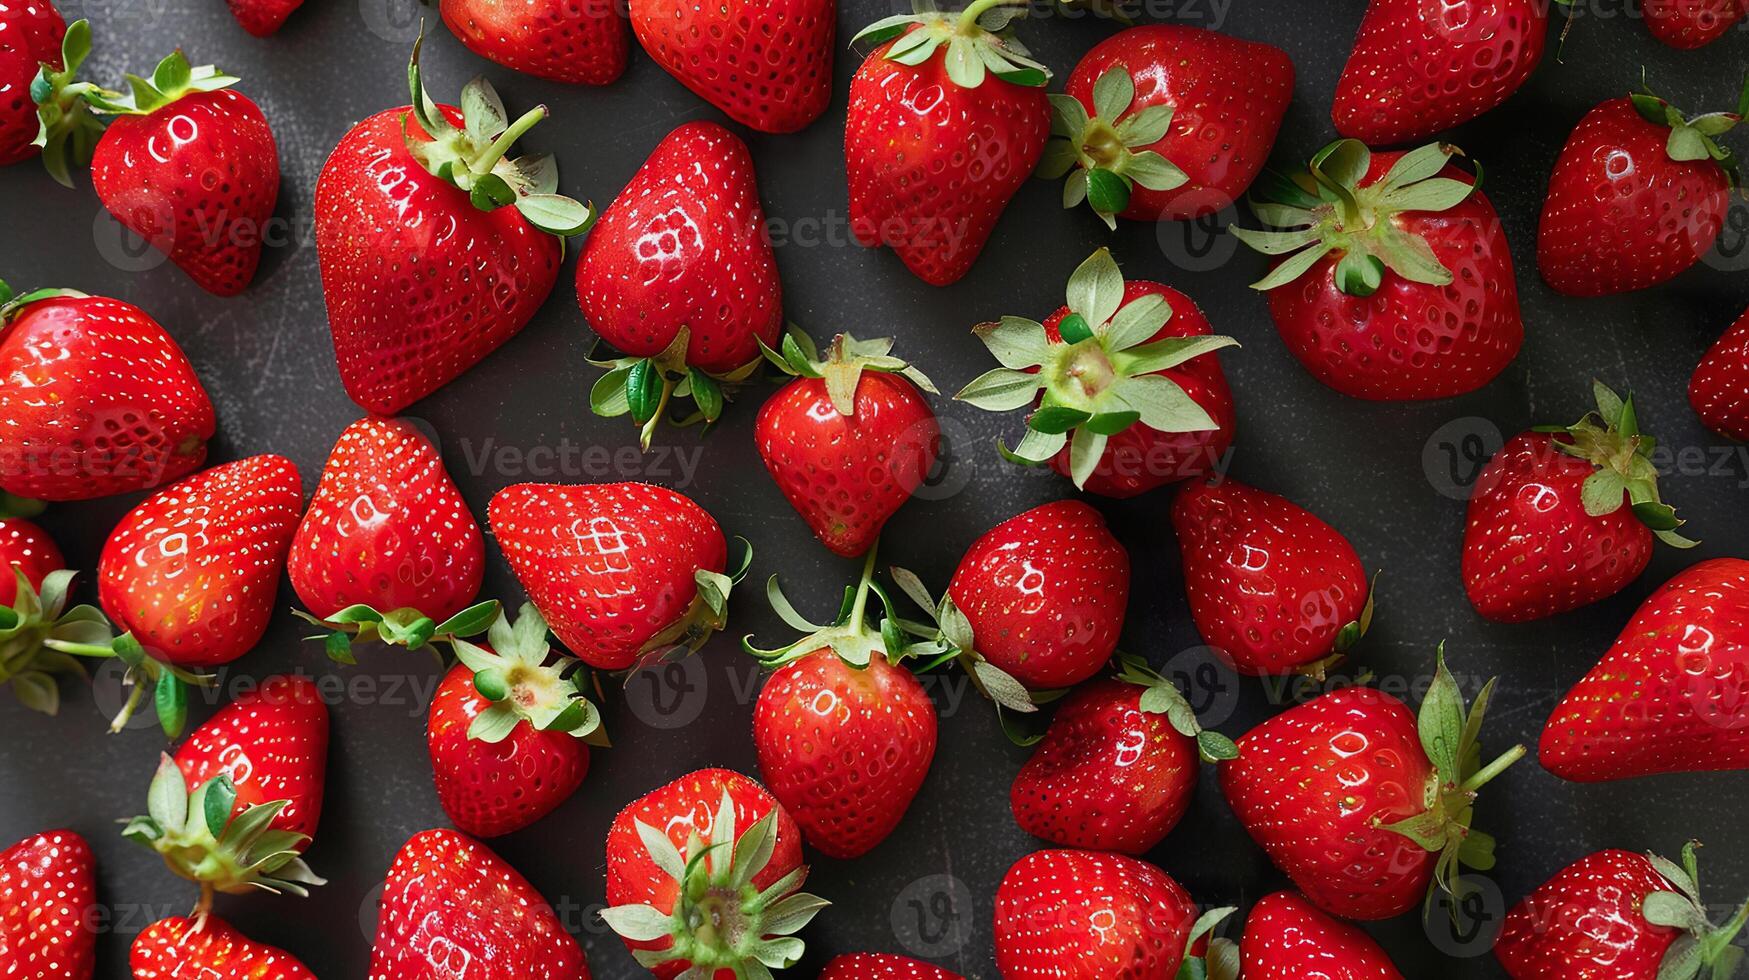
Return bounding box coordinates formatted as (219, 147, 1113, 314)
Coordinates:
(1332, 0, 1547, 145)
(1, 6, 101, 181)
(1010, 657, 1236, 854)
(1233, 141, 1522, 400)
(957, 248, 1237, 497)
(746, 549, 938, 858)
(132, 915, 315, 979)
(755, 332, 939, 557)
(0, 829, 96, 980)
(846, 3, 1050, 286)
(1172, 478, 1373, 676)
(600, 768, 824, 978)
(288, 417, 491, 659)
(85, 53, 279, 297)
(224, 0, 304, 36)
(0, 285, 214, 502)
(1240, 890, 1403, 979)
(1464, 383, 1691, 623)
(0, 516, 61, 606)
(1219, 653, 1524, 920)
(1039, 24, 1294, 225)
(441, 0, 627, 85)
(629, 0, 833, 132)
(1540, 557, 1749, 781)
(1538, 81, 1743, 297)
(580, 121, 782, 445)
(429, 604, 604, 838)
(1495, 844, 1749, 979)
(821, 954, 963, 980)
(994, 849, 1232, 978)
(1689, 304, 1749, 441)
(1645, 0, 1748, 48)
(369, 828, 589, 979)
(489, 482, 736, 672)
(316, 36, 593, 416)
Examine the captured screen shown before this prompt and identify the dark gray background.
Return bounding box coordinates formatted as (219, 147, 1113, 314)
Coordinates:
(2, 0, 1747, 976)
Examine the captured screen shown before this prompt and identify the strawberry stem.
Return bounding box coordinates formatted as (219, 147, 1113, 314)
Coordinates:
(476, 105, 548, 174)
(1460, 743, 1526, 793)
(956, 0, 1015, 32)
(847, 541, 880, 631)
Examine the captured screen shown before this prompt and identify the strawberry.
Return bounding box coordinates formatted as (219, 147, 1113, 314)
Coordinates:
(1172, 477, 1374, 676)
(1, 7, 101, 181)
(488, 482, 739, 672)
(1038, 24, 1294, 226)
(1233, 140, 1523, 400)
(893, 500, 1128, 713)
(755, 332, 939, 558)
(1464, 383, 1692, 623)
(580, 121, 782, 446)
(1240, 890, 1403, 979)
(0, 522, 117, 719)
(84, 52, 279, 297)
(1645, 0, 1748, 48)
(821, 954, 962, 980)
(1689, 304, 1749, 441)
(629, 0, 833, 133)
(224, 0, 304, 37)
(369, 828, 590, 979)
(0, 515, 61, 606)
(1538, 79, 1744, 297)
(1219, 652, 1524, 920)
(132, 915, 315, 979)
(1540, 557, 1749, 781)
(315, 35, 593, 416)
(0, 829, 96, 980)
(846, 1, 1051, 286)
(745, 547, 938, 858)
(288, 417, 494, 659)
(956, 248, 1238, 496)
(1495, 843, 1749, 979)
(994, 849, 1234, 978)
(599, 768, 825, 978)
(1010, 656, 1236, 854)
(429, 604, 604, 838)
(1331, 0, 1547, 145)
(0, 284, 214, 502)
(441, 0, 627, 85)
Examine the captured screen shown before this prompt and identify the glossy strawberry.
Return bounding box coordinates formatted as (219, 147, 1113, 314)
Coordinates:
(369, 828, 590, 980)
(1540, 557, 1749, 781)
(429, 604, 603, 838)
(132, 916, 315, 979)
(1040, 24, 1294, 225)
(846, 3, 1050, 286)
(1645, 0, 1748, 48)
(1219, 654, 1523, 920)
(958, 248, 1237, 497)
(1172, 478, 1373, 676)
(755, 333, 938, 557)
(1, 5, 101, 180)
(629, 0, 832, 132)
(316, 37, 593, 415)
(1240, 890, 1403, 979)
(580, 121, 782, 445)
(0, 285, 214, 502)
(225, 0, 304, 36)
(1332, 0, 1547, 145)
(0, 830, 95, 980)
(600, 768, 823, 978)
(172, 674, 329, 841)
(442, 0, 627, 84)
(1234, 141, 1522, 400)
(1495, 844, 1749, 979)
(1538, 83, 1742, 297)
(0, 516, 61, 606)
(1689, 304, 1749, 441)
(289, 417, 490, 657)
(821, 954, 963, 980)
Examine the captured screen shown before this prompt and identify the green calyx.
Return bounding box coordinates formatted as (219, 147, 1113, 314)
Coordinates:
(886, 564, 1048, 718)
(1630, 72, 1747, 188)
(404, 32, 595, 239)
(624, 538, 752, 676)
(852, 0, 1050, 90)
(1232, 140, 1478, 298)
(28, 20, 106, 188)
(1038, 66, 1188, 229)
(598, 791, 829, 978)
(1376, 647, 1525, 918)
(1176, 908, 1241, 980)
(0, 281, 86, 323)
(1640, 841, 1749, 980)
(759, 329, 939, 418)
(80, 49, 238, 117)
(294, 599, 500, 664)
(1533, 381, 1696, 549)
(1327, 572, 1381, 669)
(450, 603, 606, 746)
(955, 247, 1239, 490)
(1114, 653, 1237, 763)
(589, 328, 764, 451)
(744, 542, 911, 671)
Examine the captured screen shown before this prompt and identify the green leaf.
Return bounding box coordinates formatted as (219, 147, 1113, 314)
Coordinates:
(599, 903, 674, 942)
(1063, 169, 1089, 208)
(151, 52, 192, 98)
(435, 600, 502, 638)
(627, 360, 662, 423)
(1643, 891, 1708, 930)
(1049, 93, 1089, 138)
(591, 365, 633, 417)
(1120, 335, 1240, 376)
(469, 172, 517, 212)
(1633, 500, 1682, 531)
(974, 317, 1052, 369)
(1381, 177, 1474, 213)
(516, 194, 595, 237)
(1111, 375, 1219, 433)
(689, 369, 724, 423)
(1668, 124, 1713, 163)
(1000, 428, 1067, 465)
(204, 776, 236, 840)
(956, 367, 1043, 412)
(1056, 313, 1094, 345)
(1313, 139, 1371, 192)
(1086, 168, 1132, 219)
(1091, 66, 1134, 121)
(1028, 406, 1092, 434)
(1064, 248, 1125, 328)
(1084, 411, 1139, 436)
(943, 37, 985, 88)
(1380, 143, 1453, 190)
(1104, 294, 1170, 351)
(147, 755, 189, 830)
(1249, 242, 1334, 291)
(468, 704, 521, 743)
(1067, 427, 1108, 489)
(1335, 252, 1385, 297)
(156, 672, 187, 739)
(1593, 380, 1626, 423)
(1581, 469, 1628, 517)
(1419, 655, 1466, 779)
(1118, 104, 1174, 148)
(1124, 151, 1187, 192)
(1036, 139, 1079, 180)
